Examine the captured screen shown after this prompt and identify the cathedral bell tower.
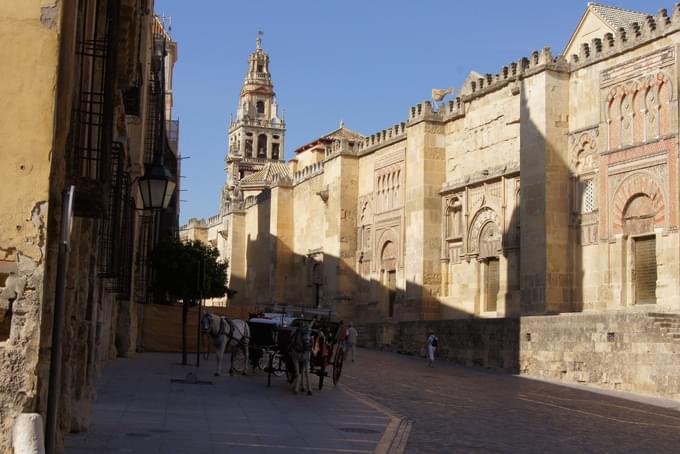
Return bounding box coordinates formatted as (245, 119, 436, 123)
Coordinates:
(223, 33, 285, 211)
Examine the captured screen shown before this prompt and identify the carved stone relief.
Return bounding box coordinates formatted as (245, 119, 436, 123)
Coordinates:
(571, 130, 599, 173)
(467, 207, 499, 256)
(609, 170, 666, 235)
(604, 71, 674, 151)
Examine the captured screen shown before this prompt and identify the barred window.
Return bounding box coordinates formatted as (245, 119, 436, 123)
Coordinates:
(581, 179, 595, 213)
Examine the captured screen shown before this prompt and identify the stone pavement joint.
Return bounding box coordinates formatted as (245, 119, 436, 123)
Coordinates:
(340, 385, 412, 454)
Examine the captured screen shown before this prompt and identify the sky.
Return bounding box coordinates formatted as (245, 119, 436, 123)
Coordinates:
(155, 0, 667, 225)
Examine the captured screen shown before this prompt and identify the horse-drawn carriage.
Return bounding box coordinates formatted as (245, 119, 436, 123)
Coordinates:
(201, 311, 344, 391)
(281, 319, 344, 391)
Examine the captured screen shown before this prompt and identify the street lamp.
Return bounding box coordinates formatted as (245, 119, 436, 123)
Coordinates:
(137, 162, 176, 210)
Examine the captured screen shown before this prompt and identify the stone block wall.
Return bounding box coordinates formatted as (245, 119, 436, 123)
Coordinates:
(359, 318, 520, 371)
(359, 311, 680, 400)
(519, 312, 680, 400)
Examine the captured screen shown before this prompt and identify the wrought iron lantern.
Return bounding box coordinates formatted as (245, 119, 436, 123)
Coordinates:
(137, 162, 176, 210)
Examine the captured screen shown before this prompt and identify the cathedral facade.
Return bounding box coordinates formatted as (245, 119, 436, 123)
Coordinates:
(182, 3, 680, 323)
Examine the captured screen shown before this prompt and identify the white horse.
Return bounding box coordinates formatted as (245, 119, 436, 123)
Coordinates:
(201, 312, 250, 376)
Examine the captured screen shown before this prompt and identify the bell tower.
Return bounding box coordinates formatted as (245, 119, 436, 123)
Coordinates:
(224, 33, 285, 205)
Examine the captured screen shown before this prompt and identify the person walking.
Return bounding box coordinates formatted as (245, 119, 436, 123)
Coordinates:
(426, 330, 438, 367)
(346, 323, 358, 362)
(337, 320, 348, 352)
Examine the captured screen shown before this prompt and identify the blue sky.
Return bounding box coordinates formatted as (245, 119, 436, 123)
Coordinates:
(155, 0, 666, 224)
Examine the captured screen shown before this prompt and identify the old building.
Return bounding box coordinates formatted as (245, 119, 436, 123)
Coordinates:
(183, 4, 680, 398)
(0, 0, 179, 451)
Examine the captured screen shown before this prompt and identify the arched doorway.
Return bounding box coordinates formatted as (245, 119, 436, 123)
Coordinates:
(623, 194, 657, 305)
(380, 240, 397, 317)
(479, 221, 501, 312)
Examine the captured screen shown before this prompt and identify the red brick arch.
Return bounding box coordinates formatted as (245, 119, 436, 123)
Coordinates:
(612, 173, 665, 234)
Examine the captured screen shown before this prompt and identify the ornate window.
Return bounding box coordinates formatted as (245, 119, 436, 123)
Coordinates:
(256, 100, 265, 115)
(446, 197, 463, 239)
(581, 179, 595, 213)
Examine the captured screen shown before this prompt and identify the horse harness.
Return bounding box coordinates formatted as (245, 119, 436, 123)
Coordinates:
(211, 316, 248, 348)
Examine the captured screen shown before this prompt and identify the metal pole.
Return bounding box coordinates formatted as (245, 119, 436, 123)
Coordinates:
(196, 257, 204, 368)
(45, 185, 75, 454)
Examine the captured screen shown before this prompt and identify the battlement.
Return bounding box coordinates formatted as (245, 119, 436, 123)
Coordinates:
(321, 138, 360, 159)
(207, 214, 222, 226)
(271, 173, 293, 187)
(458, 48, 565, 104)
(569, 7, 680, 69)
(355, 122, 408, 155)
(293, 160, 325, 185)
(244, 190, 271, 209)
(407, 100, 445, 123)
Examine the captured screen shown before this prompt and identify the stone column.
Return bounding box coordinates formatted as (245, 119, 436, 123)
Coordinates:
(266, 132, 273, 160)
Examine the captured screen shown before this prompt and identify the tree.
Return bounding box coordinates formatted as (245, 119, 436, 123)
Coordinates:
(151, 238, 233, 364)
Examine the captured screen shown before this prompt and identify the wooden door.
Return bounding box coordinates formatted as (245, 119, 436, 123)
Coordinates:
(485, 259, 499, 312)
(634, 236, 657, 305)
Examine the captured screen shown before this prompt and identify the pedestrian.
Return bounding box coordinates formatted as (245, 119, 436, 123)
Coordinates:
(346, 323, 358, 362)
(337, 320, 348, 352)
(426, 330, 438, 367)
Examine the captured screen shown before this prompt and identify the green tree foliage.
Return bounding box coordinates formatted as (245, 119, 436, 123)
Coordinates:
(151, 238, 233, 303)
(151, 238, 234, 365)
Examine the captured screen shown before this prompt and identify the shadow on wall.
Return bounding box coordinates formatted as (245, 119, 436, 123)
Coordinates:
(225, 73, 580, 375)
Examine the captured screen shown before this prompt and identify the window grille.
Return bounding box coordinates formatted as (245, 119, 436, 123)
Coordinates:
(98, 142, 134, 297)
(67, 0, 120, 217)
(98, 141, 125, 280)
(581, 180, 595, 213)
(117, 195, 134, 298)
(134, 215, 152, 304)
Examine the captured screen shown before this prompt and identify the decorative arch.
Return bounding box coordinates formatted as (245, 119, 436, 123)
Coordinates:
(612, 172, 665, 235)
(606, 86, 622, 150)
(467, 207, 500, 256)
(572, 131, 598, 172)
(376, 228, 399, 270)
(445, 196, 463, 239)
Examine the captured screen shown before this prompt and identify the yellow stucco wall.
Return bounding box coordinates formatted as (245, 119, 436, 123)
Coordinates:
(0, 0, 60, 260)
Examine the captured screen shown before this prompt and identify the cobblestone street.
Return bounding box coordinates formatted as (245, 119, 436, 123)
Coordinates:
(342, 349, 680, 454)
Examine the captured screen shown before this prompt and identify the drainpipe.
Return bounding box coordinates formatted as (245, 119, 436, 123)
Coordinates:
(45, 185, 75, 454)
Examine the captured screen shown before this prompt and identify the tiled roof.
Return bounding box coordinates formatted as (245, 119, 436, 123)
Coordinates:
(240, 162, 290, 185)
(294, 124, 365, 154)
(322, 126, 365, 142)
(588, 2, 649, 31)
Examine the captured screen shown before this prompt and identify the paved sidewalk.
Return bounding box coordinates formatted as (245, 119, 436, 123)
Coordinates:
(65, 353, 391, 453)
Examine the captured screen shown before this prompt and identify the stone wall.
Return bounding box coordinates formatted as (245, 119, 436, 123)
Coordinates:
(359, 311, 680, 400)
(358, 318, 520, 372)
(520, 311, 680, 400)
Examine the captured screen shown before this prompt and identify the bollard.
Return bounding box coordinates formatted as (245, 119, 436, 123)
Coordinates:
(12, 413, 45, 454)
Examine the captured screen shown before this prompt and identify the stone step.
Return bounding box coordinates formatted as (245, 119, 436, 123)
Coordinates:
(648, 312, 680, 318)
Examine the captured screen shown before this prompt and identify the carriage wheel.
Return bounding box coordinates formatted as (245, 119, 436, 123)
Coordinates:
(272, 353, 285, 377)
(332, 348, 344, 385)
(317, 356, 327, 390)
(266, 351, 273, 387)
(232, 350, 246, 374)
